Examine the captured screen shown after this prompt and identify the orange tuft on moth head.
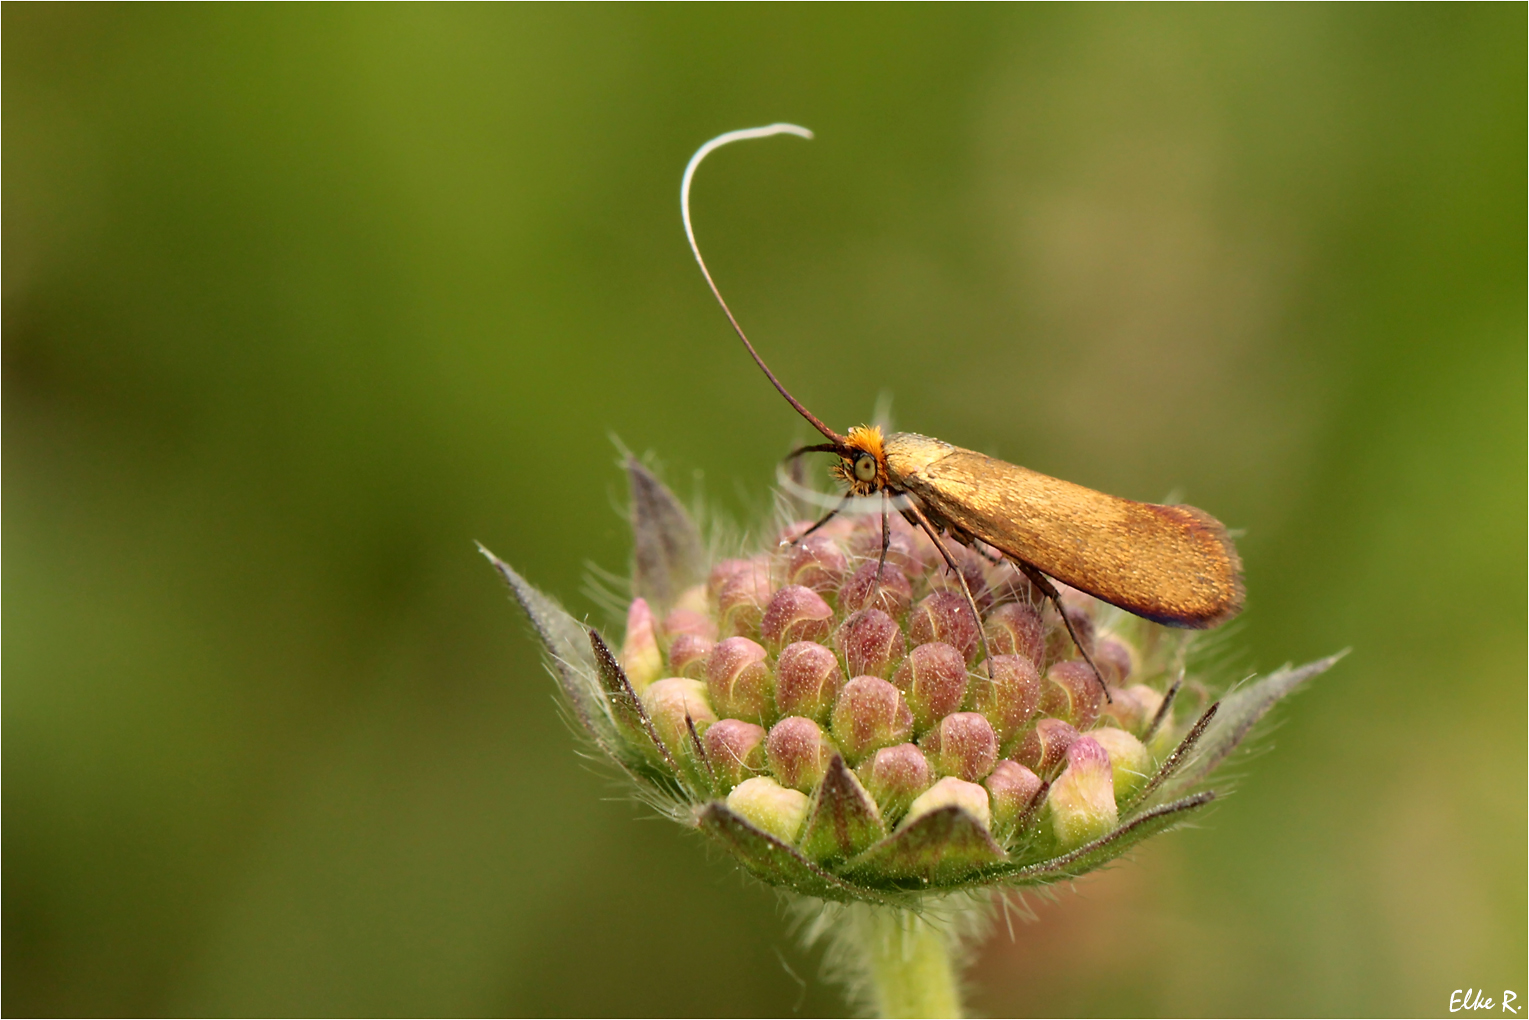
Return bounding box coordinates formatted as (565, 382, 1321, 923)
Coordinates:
(834, 425, 889, 496)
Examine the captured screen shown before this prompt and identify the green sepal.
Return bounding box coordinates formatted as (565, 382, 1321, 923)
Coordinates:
(695, 802, 905, 905)
(627, 457, 704, 611)
(588, 628, 681, 776)
(844, 806, 1007, 886)
(998, 792, 1216, 885)
(799, 755, 887, 864)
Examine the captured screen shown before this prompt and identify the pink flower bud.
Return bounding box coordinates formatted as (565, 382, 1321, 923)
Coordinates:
(891, 642, 969, 733)
(1044, 605, 1097, 664)
(766, 716, 835, 792)
(984, 760, 1043, 837)
(1089, 727, 1152, 799)
(662, 606, 717, 643)
(707, 557, 753, 600)
(920, 712, 998, 782)
(640, 677, 717, 757)
(666, 633, 714, 679)
(717, 560, 773, 639)
(1094, 636, 1136, 685)
(774, 641, 844, 723)
(908, 592, 981, 663)
(837, 560, 913, 618)
(784, 534, 849, 594)
(926, 547, 992, 611)
(1043, 661, 1104, 730)
(1011, 717, 1080, 775)
(760, 585, 835, 649)
(848, 527, 924, 574)
(1047, 736, 1119, 848)
(620, 598, 663, 693)
(835, 609, 906, 678)
(856, 743, 933, 822)
(703, 718, 767, 792)
(966, 654, 1042, 742)
(984, 602, 1045, 664)
(705, 636, 775, 724)
(830, 676, 914, 765)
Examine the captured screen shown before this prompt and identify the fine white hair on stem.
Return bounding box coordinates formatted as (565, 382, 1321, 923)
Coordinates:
(680, 124, 846, 445)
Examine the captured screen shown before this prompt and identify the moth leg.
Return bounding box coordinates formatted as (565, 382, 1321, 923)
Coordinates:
(1011, 559, 1110, 701)
(786, 493, 852, 547)
(873, 493, 891, 595)
(903, 501, 994, 679)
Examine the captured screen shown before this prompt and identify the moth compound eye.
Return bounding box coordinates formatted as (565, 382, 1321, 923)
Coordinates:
(854, 454, 878, 483)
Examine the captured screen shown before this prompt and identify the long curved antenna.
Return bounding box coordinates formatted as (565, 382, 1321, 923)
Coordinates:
(681, 124, 845, 446)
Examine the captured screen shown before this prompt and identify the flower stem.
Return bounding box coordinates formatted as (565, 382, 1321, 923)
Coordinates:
(854, 905, 965, 1019)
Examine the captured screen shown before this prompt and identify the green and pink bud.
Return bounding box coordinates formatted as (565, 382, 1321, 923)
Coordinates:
(835, 609, 906, 678)
(920, 711, 999, 782)
(892, 641, 970, 733)
(909, 591, 982, 662)
(984, 601, 1045, 664)
(666, 633, 714, 679)
(1089, 726, 1153, 799)
(966, 654, 1042, 742)
(984, 759, 1043, 839)
(783, 533, 849, 594)
(1047, 736, 1119, 849)
(620, 598, 663, 693)
(705, 636, 775, 725)
(640, 677, 717, 759)
(760, 585, 835, 649)
(856, 743, 933, 823)
(716, 558, 773, 639)
(774, 640, 844, 723)
(837, 560, 913, 618)
(766, 716, 835, 792)
(703, 718, 768, 793)
(1043, 660, 1105, 729)
(1011, 717, 1080, 775)
(1094, 636, 1136, 685)
(830, 676, 914, 765)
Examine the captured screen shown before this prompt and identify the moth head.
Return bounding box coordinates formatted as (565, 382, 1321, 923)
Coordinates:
(835, 425, 888, 496)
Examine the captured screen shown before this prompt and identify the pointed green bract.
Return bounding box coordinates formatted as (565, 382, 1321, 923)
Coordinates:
(628, 457, 704, 610)
(846, 806, 1007, 885)
(800, 755, 888, 863)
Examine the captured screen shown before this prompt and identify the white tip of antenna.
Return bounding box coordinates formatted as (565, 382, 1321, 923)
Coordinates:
(681, 124, 814, 257)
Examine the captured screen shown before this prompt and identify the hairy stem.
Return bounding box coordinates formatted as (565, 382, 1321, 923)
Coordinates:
(803, 901, 969, 1019)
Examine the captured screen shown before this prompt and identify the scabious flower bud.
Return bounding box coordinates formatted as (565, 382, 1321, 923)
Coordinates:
(1047, 737, 1119, 849)
(1126, 683, 1166, 729)
(925, 549, 992, 611)
(705, 636, 775, 724)
(1043, 660, 1105, 729)
(774, 641, 844, 723)
(904, 776, 992, 831)
(856, 743, 933, 823)
(725, 776, 809, 843)
(892, 641, 969, 733)
(716, 558, 773, 638)
(908, 592, 981, 662)
(837, 560, 913, 618)
(760, 585, 835, 648)
(848, 527, 924, 574)
(966, 654, 1042, 742)
(984, 602, 1045, 664)
(1094, 636, 1136, 685)
(661, 584, 717, 643)
(920, 712, 998, 782)
(620, 598, 663, 693)
(835, 608, 906, 678)
(984, 760, 1043, 838)
(1089, 727, 1152, 799)
(830, 676, 914, 765)
(704, 718, 767, 792)
(1011, 717, 1080, 775)
(666, 633, 714, 679)
(1045, 605, 1097, 663)
(641, 677, 717, 757)
(784, 534, 849, 594)
(767, 716, 835, 792)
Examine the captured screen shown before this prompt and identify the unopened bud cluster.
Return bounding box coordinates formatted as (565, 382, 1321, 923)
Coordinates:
(620, 511, 1171, 863)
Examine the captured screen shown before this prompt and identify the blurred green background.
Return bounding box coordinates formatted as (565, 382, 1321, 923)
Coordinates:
(5, 5, 1523, 1017)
